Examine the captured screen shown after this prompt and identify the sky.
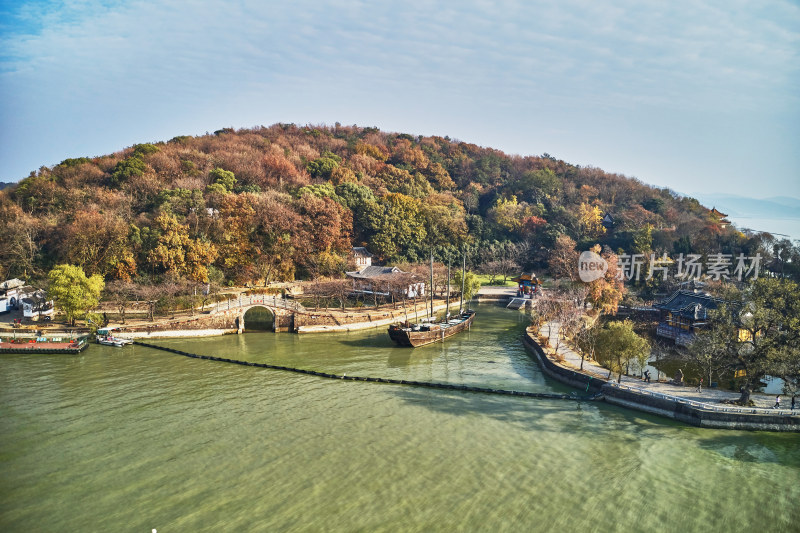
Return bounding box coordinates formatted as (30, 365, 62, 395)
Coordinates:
(1, 0, 799, 199)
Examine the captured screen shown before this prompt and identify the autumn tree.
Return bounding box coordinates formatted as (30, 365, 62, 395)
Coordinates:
(548, 234, 578, 281)
(594, 320, 650, 382)
(535, 291, 571, 346)
(691, 278, 800, 405)
(577, 202, 606, 239)
(0, 123, 754, 307)
(48, 264, 105, 326)
(147, 212, 217, 282)
(213, 193, 258, 283)
(251, 192, 299, 283)
(294, 193, 352, 278)
(261, 149, 305, 188)
(60, 210, 133, 278)
(488, 196, 543, 234)
(0, 202, 40, 278)
(419, 193, 468, 250)
(585, 245, 625, 315)
(385, 272, 420, 318)
(452, 270, 482, 303)
(424, 162, 455, 190)
(105, 280, 136, 324)
(377, 165, 433, 198)
(574, 316, 600, 371)
(134, 283, 162, 321)
(364, 193, 426, 261)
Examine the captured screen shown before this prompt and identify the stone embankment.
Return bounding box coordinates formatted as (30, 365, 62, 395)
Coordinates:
(295, 301, 455, 333)
(110, 294, 468, 338)
(524, 323, 799, 432)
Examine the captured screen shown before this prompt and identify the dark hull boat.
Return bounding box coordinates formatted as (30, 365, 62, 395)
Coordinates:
(388, 309, 475, 347)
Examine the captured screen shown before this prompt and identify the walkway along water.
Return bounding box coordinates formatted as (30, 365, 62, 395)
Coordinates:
(133, 340, 601, 402)
(526, 321, 799, 432)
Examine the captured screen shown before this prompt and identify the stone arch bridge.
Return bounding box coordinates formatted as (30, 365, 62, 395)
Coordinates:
(214, 294, 304, 333)
(114, 293, 429, 338)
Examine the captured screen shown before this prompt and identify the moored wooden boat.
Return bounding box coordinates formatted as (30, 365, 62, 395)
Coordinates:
(388, 309, 475, 347)
(0, 335, 89, 354)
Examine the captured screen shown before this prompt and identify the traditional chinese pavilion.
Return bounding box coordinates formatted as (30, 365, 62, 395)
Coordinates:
(654, 290, 722, 346)
(512, 272, 540, 296)
(710, 207, 731, 228)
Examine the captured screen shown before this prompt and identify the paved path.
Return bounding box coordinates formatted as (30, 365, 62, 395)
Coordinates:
(477, 285, 517, 298)
(541, 321, 794, 413)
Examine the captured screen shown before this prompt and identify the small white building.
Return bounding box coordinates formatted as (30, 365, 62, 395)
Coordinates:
(351, 247, 374, 269)
(22, 290, 54, 321)
(345, 266, 425, 299)
(0, 278, 27, 313)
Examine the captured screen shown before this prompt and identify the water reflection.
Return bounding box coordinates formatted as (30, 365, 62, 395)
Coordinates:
(696, 434, 798, 466)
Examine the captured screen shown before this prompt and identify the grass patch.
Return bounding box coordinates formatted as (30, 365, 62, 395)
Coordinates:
(474, 273, 517, 286)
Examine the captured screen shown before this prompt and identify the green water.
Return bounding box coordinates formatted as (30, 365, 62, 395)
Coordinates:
(1, 304, 798, 532)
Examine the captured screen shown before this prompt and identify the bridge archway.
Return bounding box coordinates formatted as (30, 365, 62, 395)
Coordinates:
(242, 306, 275, 331)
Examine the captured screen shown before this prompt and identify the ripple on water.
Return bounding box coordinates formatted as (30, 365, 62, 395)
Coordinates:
(2, 304, 799, 532)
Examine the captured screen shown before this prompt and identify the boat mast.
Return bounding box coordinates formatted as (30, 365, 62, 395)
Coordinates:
(446, 261, 451, 319)
(460, 247, 466, 314)
(429, 251, 434, 319)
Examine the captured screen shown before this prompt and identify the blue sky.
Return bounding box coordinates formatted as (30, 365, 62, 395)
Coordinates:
(1, 0, 798, 198)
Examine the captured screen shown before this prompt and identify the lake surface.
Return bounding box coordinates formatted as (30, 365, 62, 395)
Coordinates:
(2, 304, 798, 532)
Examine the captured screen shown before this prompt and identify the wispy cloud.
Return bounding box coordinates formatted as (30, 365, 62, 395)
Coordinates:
(0, 0, 798, 193)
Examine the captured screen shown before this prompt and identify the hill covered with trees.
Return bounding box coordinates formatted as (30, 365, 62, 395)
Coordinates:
(1, 123, 795, 287)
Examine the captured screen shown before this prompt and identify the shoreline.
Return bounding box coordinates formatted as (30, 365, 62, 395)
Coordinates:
(522, 329, 799, 432)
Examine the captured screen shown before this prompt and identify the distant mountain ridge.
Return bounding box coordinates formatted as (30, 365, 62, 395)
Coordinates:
(691, 193, 800, 220)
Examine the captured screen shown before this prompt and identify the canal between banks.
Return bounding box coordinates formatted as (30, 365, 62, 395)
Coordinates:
(1, 303, 798, 532)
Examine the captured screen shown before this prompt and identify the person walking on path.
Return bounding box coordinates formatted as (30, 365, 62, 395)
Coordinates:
(644, 370, 651, 383)
(774, 395, 781, 409)
(792, 395, 796, 411)
(697, 378, 703, 393)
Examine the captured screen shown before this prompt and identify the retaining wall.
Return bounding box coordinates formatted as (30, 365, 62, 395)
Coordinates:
(110, 301, 465, 337)
(522, 331, 799, 432)
(116, 328, 237, 339)
(296, 302, 455, 333)
(522, 333, 606, 393)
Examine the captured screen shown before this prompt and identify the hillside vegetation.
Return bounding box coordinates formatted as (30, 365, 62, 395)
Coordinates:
(0, 123, 793, 287)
